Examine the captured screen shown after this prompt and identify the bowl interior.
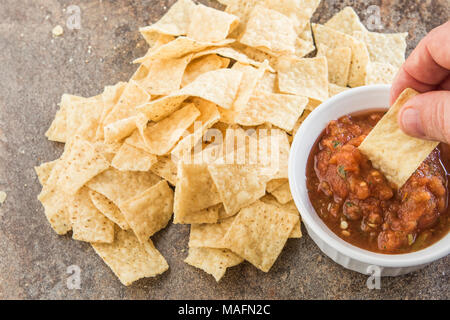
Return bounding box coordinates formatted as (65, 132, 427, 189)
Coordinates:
(289, 84, 450, 267)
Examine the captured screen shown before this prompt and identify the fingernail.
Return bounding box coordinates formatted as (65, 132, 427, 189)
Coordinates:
(400, 107, 425, 137)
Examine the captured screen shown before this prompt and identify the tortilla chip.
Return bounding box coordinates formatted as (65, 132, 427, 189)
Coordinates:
(277, 56, 329, 101)
(219, 62, 267, 124)
(317, 44, 352, 87)
(208, 164, 266, 216)
(329, 83, 350, 97)
(142, 103, 200, 155)
(69, 187, 115, 243)
(181, 54, 230, 87)
(173, 163, 222, 223)
(119, 181, 174, 243)
(192, 46, 271, 70)
(136, 36, 234, 61)
(324, 6, 367, 35)
(133, 54, 193, 95)
(223, 0, 263, 37)
(353, 31, 407, 68)
(312, 23, 370, 88)
(222, 200, 298, 272)
(295, 22, 316, 58)
(180, 69, 243, 109)
(45, 94, 86, 143)
(187, 3, 239, 42)
(92, 228, 168, 286)
(358, 88, 439, 188)
(96, 82, 127, 140)
(260, 194, 302, 238)
(178, 203, 222, 224)
(189, 215, 235, 248)
(139, 0, 196, 42)
(89, 189, 130, 230)
(35, 160, 58, 186)
(266, 178, 287, 193)
(263, 0, 319, 33)
(137, 94, 189, 122)
(236, 90, 308, 132)
(102, 81, 150, 128)
(269, 181, 293, 204)
(65, 95, 104, 142)
(240, 5, 297, 55)
(171, 98, 220, 162)
(256, 71, 277, 93)
(86, 168, 161, 207)
(56, 136, 110, 195)
(37, 160, 72, 235)
(111, 143, 158, 172)
(150, 156, 178, 185)
(365, 62, 398, 85)
(184, 247, 243, 282)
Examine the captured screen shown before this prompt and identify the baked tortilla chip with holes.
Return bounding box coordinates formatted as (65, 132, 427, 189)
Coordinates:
(184, 247, 243, 282)
(222, 200, 299, 272)
(92, 228, 168, 286)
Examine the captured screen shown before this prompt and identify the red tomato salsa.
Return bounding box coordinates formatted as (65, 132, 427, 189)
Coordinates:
(306, 112, 450, 254)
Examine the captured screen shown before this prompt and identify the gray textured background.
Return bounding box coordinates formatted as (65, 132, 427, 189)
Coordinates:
(0, 0, 449, 299)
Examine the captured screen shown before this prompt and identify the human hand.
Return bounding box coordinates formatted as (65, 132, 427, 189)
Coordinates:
(391, 21, 450, 144)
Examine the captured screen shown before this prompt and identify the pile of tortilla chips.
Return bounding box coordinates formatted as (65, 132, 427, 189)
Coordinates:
(36, 0, 408, 285)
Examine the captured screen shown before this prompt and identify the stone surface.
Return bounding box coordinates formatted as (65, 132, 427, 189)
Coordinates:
(0, 0, 449, 300)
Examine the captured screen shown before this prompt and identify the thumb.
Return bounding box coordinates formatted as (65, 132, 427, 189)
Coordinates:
(398, 91, 450, 144)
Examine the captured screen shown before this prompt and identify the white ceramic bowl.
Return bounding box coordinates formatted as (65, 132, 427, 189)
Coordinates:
(289, 84, 450, 276)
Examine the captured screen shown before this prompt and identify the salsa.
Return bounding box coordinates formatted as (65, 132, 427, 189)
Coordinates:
(306, 112, 450, 254)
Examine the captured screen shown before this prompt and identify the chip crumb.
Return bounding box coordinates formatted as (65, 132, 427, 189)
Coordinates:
(0, 191, 6, 204)
(52, 25, 64, 37)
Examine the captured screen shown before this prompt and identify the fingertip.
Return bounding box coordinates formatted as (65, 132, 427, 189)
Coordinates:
(397, 105, 425, 138)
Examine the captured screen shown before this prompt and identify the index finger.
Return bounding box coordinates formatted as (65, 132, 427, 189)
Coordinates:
(390, 21, 450, 104)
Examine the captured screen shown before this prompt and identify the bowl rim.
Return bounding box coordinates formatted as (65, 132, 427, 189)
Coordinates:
(288, 84, 450, 268)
